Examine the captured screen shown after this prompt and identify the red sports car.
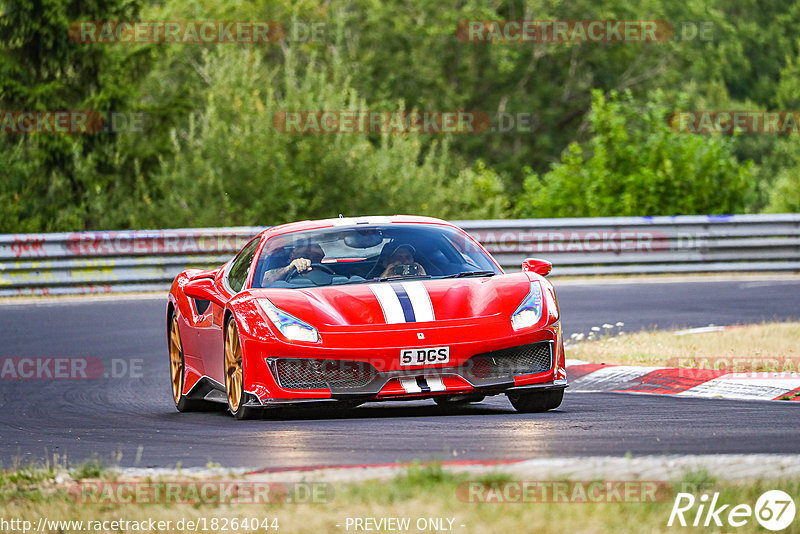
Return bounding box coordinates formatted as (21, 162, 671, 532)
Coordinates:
(167, 215, 567, 419)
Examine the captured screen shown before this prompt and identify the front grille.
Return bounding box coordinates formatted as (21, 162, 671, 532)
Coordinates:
(273, 358, 378, 390)
(461, 342, 552, 383)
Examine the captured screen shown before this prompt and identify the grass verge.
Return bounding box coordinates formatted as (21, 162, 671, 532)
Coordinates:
(2, 462, 800, 533)
(566, 321, 800, 369)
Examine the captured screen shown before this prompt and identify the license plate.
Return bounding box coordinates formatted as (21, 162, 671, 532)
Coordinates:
(400, 346, 450, 366)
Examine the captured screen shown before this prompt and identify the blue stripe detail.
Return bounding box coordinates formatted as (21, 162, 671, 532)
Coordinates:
(391, 282, 416, 323)
(416, 377, 430, 393)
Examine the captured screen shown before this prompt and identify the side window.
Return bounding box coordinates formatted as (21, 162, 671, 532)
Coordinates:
(227, 238, 260, 293)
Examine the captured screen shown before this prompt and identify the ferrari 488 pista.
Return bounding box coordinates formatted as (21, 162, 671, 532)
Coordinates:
(167, 215, 567, 419)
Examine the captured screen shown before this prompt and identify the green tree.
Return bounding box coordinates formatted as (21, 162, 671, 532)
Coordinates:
(0, 0, 141, 231)
(515, 90, 755, 217)
(124, 45, 507, 229)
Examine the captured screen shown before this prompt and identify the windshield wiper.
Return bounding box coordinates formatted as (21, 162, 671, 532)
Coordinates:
(377, 274, 432, 282)
(442, 270, 496, 278)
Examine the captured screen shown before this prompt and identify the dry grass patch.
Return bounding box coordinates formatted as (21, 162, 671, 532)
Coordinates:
(3, 464, 800, 533)
(566, 321, 800, 368)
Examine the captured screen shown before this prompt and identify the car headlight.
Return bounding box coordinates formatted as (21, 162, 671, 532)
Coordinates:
(511, 281, 543, 330)
(256, 299, 319, 342)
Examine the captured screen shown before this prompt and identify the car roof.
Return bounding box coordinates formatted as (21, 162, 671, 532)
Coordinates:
(260, 215, 459, 239)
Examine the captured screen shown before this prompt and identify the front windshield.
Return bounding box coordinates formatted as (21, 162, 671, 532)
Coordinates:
(252, 224, 501, 289)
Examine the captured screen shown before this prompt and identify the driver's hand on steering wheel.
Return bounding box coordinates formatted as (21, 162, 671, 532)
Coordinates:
(262, 256, 316, 286)
(289, 257, 313, 274)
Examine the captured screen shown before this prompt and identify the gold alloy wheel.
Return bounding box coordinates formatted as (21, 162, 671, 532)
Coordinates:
(225, 320, 244, 413)
(169, 315, 184, 404)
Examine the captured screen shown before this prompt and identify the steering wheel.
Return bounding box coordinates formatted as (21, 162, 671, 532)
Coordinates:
(285, 262, 336, 281)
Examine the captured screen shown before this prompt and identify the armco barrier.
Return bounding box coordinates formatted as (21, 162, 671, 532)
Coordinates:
(0, 227, 262, 297)
(455, 213, 800, 276)
(0, 215, 798, 296)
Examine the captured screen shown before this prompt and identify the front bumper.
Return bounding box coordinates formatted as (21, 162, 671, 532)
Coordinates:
(239, 317, 567, 406)
(256, 379, 568, 408)
(267, 339, 552, 394)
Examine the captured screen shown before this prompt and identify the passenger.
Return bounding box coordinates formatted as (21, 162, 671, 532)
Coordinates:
(380, 244, 426, 278)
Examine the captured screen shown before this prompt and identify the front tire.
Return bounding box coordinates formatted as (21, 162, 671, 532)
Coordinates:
(507, 389, 564, 413)
(224, 318, 258, 420)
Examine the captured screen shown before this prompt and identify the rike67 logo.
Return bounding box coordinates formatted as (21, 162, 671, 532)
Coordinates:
(668, 490, 796, 531)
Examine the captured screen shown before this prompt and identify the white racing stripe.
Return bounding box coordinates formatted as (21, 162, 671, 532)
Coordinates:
(399, 378, 422, 393)
(402, 281, 435, 322)
(426, 377, 446, 392)
(369, 284, 405, 324)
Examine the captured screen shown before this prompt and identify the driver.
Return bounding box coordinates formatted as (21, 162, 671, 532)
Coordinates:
(262, 244, 324, 285)
(380, 244, 426, 278)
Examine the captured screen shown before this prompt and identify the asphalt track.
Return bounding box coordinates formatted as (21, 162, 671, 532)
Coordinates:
(1, 277, 798, 469)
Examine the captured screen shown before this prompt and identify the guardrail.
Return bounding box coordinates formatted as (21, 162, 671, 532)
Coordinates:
(0, 228, 262, 297)
(456, 213, 800, 276)
(0, 214, 798, 296)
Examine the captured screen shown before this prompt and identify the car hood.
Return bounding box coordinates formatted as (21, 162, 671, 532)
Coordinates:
(247, 273, 534, 327)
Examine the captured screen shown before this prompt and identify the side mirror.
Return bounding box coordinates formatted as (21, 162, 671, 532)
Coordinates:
(184, 277, 226, 306)
(521, 258, 552, 277)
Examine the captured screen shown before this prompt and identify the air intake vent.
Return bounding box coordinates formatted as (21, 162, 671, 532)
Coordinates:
(273, 358, 378, 390)
(461, 342, 552, 384)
